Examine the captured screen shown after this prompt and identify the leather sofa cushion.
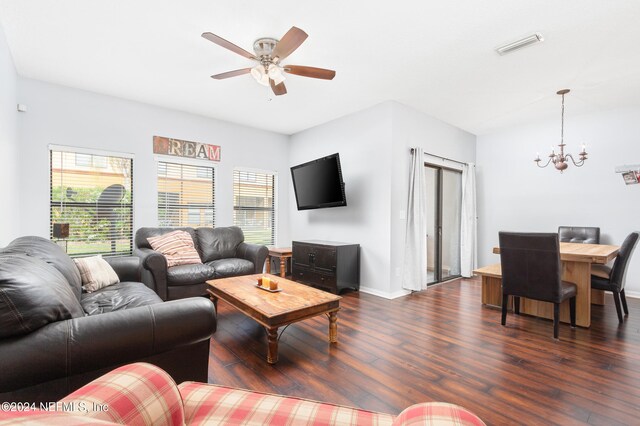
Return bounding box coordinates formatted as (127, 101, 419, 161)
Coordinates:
(208, 258, 255, 278)
(0, 253, 85, 338)
(135, 227, 197, 250)
(167, 264, 216, 286)
(196, 227, 244, 262)
(80, 281, 162, 315)
(2, 236, 83, 301)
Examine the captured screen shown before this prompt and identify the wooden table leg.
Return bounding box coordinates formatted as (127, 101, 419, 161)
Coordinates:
(209, 294, 218, 312)
(265, 256, 271, 274)
(329, 312, 338, 343)
(280, 257, 286, 278)
(266, 327, 278, 364)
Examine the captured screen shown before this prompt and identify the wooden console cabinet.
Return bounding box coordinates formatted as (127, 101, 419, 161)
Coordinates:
(291, 240, 360, 294)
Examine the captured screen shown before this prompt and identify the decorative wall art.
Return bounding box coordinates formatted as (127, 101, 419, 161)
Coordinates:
(615, 164, 640, 186)
(153, 136, 220, 162)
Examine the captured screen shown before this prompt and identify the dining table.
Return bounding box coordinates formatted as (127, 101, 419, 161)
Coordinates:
(485, 242, 619, 327)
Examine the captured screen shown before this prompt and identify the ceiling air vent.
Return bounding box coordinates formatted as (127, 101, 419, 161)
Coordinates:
(495, 33, 544, 55)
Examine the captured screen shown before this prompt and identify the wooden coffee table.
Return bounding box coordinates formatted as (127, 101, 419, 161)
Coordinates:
(206, 273, 341, 364)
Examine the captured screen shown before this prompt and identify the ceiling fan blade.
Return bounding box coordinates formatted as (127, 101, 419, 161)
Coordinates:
(284, 65, 336, 80)
(202, 32, 256, 60)
(211, 68, 252, 80)
(272, 27, 308, 61)
(270, 79, 287, 96)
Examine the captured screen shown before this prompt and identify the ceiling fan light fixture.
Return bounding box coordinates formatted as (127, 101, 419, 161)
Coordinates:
(250, 65, 270, 86)
(203, 26, 335, 95)
(268, 65, 286, 85)
(496, 33, 544, 55)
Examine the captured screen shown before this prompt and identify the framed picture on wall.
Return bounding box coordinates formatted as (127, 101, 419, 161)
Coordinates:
(622, 171, 638, 185)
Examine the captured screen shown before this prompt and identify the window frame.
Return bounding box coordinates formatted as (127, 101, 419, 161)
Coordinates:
(49, 144, 135, 257)
(155, 155, 217, 228)
(233, 167, 278, 247)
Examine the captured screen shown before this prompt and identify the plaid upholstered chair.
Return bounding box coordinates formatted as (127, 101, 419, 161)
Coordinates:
(1, 363, 486, 426)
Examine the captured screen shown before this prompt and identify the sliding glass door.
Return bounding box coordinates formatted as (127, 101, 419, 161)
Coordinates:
(425, 164, 462, 285)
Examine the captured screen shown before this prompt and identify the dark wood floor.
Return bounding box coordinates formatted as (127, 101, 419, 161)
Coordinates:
(208, 279, 640, 425)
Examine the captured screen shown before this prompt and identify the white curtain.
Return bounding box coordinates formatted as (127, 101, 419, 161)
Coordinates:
(402, 148, 427, 291)
(460, 163, 477, 277)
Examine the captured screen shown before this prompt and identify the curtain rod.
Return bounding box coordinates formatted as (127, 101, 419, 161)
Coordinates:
(410, 148, 467, 166)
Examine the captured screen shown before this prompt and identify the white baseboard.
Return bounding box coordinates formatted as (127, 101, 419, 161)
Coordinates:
(362, 284, 640, 300)
(359, 286, 411, 299)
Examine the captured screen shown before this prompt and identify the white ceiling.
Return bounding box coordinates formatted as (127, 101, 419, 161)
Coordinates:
(1, 0, 639, 135)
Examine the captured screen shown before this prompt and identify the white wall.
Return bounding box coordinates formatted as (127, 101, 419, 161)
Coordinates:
(289, 103, 394, 296)
(390, 102, 476, 295)
(15, 78, 291, 245)
(289, 101, 476, 298)
(0, 21, 20, 245)
(477, 107, 640, 295)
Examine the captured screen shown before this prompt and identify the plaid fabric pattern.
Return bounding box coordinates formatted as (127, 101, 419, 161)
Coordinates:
(392, 403, 485, 426)
(0, 364, 484, 426)
(0, 411, 118, 425)
(147, 230, 202, 267)
(178, 381, 395, 426)
(60, 362, 185, 426)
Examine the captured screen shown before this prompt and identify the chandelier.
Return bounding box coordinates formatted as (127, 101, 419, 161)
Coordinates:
(534, 89, 588, 172)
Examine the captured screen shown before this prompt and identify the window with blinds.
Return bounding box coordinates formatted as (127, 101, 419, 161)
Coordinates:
(157, 161, 215, 227)
(233, 169, 276, 245)
(50, 149, 134, 257)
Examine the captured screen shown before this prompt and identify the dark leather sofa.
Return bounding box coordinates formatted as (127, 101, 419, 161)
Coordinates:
(0, 236, 217, 403)
(134, 226, 268, 301)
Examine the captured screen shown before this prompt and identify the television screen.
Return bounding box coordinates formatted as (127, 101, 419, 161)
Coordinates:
(291, 153, 346, 210)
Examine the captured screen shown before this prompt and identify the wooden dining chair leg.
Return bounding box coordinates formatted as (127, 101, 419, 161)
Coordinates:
(612, 291, 624, 323)
(620, 289, 629, 315)
(569, 297, 576, 328)
(514, 297, 520, 315)
(501, 294, 508, 326)
(553, 303, 560, 339)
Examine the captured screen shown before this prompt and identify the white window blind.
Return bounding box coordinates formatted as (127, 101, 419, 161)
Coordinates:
(50, 149, 133, 257)
(157, 161, 215, 227)
(233, 169, 276, 245)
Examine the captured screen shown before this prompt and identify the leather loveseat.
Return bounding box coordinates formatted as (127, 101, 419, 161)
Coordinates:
(134, 226, 268, 301)
(0, 236, 217, 403)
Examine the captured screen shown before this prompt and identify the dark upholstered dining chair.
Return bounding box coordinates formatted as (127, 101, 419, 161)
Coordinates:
(558, 226, 600, 244)
(499, 232, 576, 339)
(591, 232, 639, 323)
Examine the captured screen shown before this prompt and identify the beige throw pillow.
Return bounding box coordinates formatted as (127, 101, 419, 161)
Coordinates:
(147, 230, 202, 267)
(74, 255, 120, 293)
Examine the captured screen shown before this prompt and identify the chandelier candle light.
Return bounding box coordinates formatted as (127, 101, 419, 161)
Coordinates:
(535, 89, 588, 172)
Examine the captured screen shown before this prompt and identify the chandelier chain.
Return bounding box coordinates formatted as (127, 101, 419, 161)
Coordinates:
(560, 92, 565, 144)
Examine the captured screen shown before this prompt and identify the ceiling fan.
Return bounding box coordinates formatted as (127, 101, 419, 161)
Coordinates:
(202, 26, 336, 96)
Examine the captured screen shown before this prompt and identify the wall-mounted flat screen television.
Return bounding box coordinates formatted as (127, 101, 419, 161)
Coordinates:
(291, 153, 347, 210)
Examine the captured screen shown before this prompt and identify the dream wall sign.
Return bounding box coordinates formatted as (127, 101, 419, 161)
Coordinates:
(153, 136, 220, 162)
